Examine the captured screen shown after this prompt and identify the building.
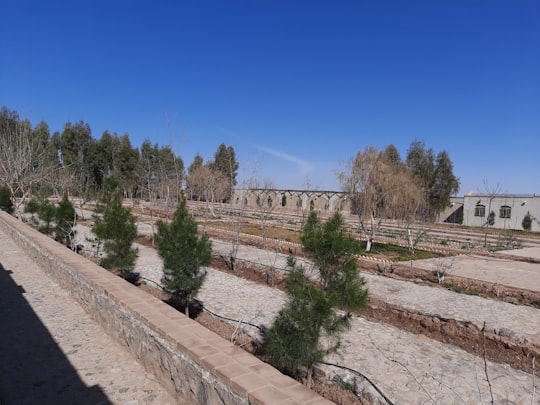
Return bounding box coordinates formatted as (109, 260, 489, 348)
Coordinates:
(459, 194, 539, 232)
(232, 189, 540, 232)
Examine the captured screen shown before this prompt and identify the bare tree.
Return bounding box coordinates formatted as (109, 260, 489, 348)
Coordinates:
(338, 145, 425, 252)
(479, 180, 502, 248)
(186, 165, 228, 219)
(433, 256, 455, 284)
(250, 178, 277, 246)
(0, 110, 57, 215)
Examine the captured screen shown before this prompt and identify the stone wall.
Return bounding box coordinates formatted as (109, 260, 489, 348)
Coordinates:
(0, 211, 332, 405)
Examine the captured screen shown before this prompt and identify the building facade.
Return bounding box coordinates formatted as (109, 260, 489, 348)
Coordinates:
(232, 189, 540, 232)
(460, 194, 539, 232)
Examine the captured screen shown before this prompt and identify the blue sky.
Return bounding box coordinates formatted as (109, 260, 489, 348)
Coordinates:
(2, 1, 539, 195)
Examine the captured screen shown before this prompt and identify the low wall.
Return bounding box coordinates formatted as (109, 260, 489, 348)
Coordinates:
(0, 211, 332, 405)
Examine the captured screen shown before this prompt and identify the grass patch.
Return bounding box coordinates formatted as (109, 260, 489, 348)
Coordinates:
(361, 242, 444, 261)
(206, 221, 301, 244)
(444, 283, 480, 296)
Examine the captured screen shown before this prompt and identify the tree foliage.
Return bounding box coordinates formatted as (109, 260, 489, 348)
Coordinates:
(208, 143, 239, 202)
(0, 186, 14, 214)
(339, 145, 425, 251)
(0, 107, 250, 209)
(267, 212, 368, 386)
(54, 195, 76, 247)
(406, 140, 460, 220)
(154, 196, 212, 315)
(0, 107, 57, 213)
(522, 212, 532, 231)
(92, 191, 138, 281)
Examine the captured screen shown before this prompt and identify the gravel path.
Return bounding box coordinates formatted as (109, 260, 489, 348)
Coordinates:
(129, 236, 539, 404)
(72, 222, 539, 403)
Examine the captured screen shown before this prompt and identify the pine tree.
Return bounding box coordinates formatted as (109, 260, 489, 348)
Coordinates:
(92, 192, 138, 282)
(54, 195, 76, 248)
(155, 195, 212, 316)
(266, 212, 368, 387)
(0, 186, 14, 214)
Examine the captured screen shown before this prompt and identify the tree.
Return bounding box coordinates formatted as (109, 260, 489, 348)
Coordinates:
(406, 140, 460, 220)
(37, 199, 56, 235)
(116, 134, 139, 198)
(0, 107, 57, 214)
(57, 120, 94, 196)
(185, 165, 228, 216)
(266, 212, 368, 387)
(54, 195, 76, 248)
(208, 144, 239, 202)
(338, 145, 425, 251)
(430, 151, 460, 217)
(92, 191, 139, 282)
(155, 144, 184, 208)
(522, 212, 532, 231)
(154, 195, 212, 316)
(480, 181, 501, 248)
(0, 186, 14, 214)
(381, 144, 402, 167)
(266, 260, 349, 386)
(136, 140, 183, 203)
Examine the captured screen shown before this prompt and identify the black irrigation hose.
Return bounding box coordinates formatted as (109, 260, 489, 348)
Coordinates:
(318, 361, 395, 405)
(139, 276, 165, 290)
(200, 306, 265, 332)
(138, 276, 264, 332)
(139, 276, 393, 403)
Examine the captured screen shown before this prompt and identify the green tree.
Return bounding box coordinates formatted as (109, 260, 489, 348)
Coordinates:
(487, 210, 495, 226)
(522, 212, 532, 231)
(266, 212, 368, 387)
(381, 144, 402, 167)
(266, 259, 350, 385)
(24, 198, 40, 222)
(37, 199, 56, 235)
(208, 144, 239, 202)
(54, 195, 76, 248)
(57, 120, 94, 195)
(188, 153, 204, 175)
(116, 133, 139, 198)
(406, 140, 459, 220)
(0, 186, 14, 214)
(92, 192, 138, 282)
(430, 151, 460, 216)
(155, 196, 212, 315)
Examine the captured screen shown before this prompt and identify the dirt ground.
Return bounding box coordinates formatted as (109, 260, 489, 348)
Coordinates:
(135, 234, 540, 376)
(208, 256, 539, 375)
(137, 283, 367, 405)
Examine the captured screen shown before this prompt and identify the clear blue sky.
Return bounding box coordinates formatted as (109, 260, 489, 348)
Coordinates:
(2, 0, 539, 195)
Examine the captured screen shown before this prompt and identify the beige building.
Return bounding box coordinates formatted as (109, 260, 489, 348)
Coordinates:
(232, 189, 540, 232)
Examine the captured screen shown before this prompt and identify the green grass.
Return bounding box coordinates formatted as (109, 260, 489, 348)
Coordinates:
(360, 242, 444, 261)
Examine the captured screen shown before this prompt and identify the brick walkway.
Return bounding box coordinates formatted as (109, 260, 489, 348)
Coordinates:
(0, 230, 175, 405)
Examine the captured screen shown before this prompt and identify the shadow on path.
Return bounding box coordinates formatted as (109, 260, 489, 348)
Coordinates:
(0, 262, 112, 405)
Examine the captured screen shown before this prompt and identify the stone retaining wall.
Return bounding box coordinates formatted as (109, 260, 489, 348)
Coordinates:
(0, 211, 332, 405)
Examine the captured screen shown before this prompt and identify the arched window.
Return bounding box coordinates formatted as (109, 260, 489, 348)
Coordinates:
(474, 204, 485, 217)
(499, 205, 511, 219)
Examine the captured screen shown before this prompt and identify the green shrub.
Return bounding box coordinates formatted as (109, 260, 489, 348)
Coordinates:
(0, 187, 14, 214)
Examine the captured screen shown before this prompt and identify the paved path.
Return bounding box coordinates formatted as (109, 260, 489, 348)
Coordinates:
(0, 231, 175, 405)
(412, 254, 540, 292)
(132, 240, 539, 404)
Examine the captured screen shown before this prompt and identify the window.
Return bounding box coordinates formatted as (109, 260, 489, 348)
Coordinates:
(500, 205, 511, 219)
(474, 204, 485, 217)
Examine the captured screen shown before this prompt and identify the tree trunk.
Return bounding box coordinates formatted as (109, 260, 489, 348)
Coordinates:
(306, 366, 313, 389)
(366, 237, 372, 252)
